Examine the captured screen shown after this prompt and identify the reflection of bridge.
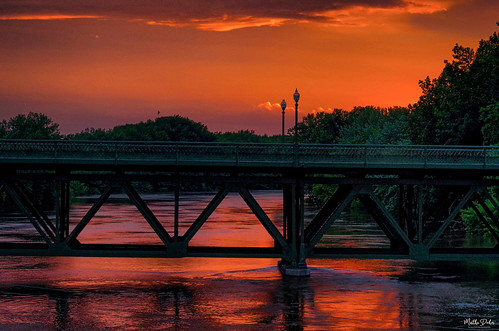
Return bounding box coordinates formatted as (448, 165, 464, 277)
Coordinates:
(1, 140, 499, 275)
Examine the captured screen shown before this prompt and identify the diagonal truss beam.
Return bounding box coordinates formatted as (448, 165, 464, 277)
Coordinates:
(469, 203, 499, 244)
(13, 181, 56, 235)
(473, 193, 499, 244)
(123, 182, 171, 245)
(1, 181, 55, 245)
(357, 194, 406, 249)
(65, 186, 117, 245)
(182, 185, 231, 244)
(477, 191, 499, 230)
(422, 190, 459, 241)
(427, 187, 476, 249)
(362, 191, 413, 249)
(238, 187, 288, 250)
(305, 185, 358, 247)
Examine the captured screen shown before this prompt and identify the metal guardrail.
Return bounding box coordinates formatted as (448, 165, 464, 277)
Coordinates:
(0, 139, 499, 170)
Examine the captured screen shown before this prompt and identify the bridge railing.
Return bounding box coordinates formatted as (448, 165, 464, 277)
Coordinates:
(1, 140, 499, 170)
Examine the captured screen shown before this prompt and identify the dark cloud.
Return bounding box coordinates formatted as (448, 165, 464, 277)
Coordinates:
(407, 0, 499, 38)
(0, 0, 404, 26)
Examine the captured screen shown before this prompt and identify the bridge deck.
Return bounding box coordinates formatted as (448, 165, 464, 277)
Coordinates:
(0, 140, 498, 171)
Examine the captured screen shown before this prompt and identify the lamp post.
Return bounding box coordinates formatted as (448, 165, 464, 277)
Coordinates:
(280, 99, 286, 143)
(293, 88, 300, 143)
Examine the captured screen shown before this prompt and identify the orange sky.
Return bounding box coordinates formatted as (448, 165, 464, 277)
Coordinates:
(0, 0, 497, 134)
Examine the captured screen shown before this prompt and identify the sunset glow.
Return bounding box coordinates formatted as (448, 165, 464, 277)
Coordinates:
(0, 0, 497, 134)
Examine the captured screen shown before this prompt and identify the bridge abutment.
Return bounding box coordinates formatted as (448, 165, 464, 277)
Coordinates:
(278, 260, 311, 277)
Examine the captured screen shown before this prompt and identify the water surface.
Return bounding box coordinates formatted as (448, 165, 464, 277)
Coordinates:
(0, 191, 498, 330)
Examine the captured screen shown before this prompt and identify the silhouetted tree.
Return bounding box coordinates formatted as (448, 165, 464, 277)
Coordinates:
(0, 112, 60, 139)
(66, 128, 111, 140)
(69, 115, 216, 142)
(294, 109, 348, 144)
(480, 101, 499, 145)
(339, 106, 410, 144)
(216, 130, 270, 143)
(410, 30, 498, 145)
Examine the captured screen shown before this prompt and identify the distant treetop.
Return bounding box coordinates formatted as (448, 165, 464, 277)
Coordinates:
(0, 112, 60, 140)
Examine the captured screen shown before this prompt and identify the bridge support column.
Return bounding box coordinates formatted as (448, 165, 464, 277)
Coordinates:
(56, 180, 70, 244)
(279, 180, 310, 277)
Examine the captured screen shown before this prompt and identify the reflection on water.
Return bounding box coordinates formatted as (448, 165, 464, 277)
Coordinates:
(0, 192, 498, 329)
(70, 192, 281, 247)
(0, 257, 498, 330)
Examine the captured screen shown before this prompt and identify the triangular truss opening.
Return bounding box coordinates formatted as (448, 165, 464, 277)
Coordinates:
(434, 189, 499, 250)
(0, 212, 48, 244)
(315, 199, 392, 249)
(304, 185, 412, 253)
(0, 181, 56, 245)
(189, 191, 276, 248)
(66, 183, 171, 247)
(71, 191, 165, 245)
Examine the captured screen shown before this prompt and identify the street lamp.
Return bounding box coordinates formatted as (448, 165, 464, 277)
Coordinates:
(293, 88, 300, 143)
(280, 99, 286, 142)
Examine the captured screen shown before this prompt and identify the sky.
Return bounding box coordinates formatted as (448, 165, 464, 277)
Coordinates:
(0, 0, 498, 135)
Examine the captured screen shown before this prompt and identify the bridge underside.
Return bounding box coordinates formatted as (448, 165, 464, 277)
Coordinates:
(1, 163, 498, 269)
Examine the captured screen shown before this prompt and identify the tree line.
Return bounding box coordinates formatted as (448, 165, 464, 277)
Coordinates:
(1, 30, 496, 146)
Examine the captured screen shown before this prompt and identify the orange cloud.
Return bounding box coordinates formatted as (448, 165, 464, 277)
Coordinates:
(148, 16, 288, 32)
(0, 0, 454, 31)
(256, 102, 283, 112)
(313, 1, 448, 28)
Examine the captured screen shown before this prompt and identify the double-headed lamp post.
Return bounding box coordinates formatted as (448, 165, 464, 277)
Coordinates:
(293, 88, 300, 143)
(280, 99, 286, 142)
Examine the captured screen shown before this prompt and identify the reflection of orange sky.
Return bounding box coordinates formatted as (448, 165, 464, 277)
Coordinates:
(2, 256, 421, 329)
(70, 192, 280, 247)
(309, 258, 414, 276)
(309, 259, 419, 329)
(314, 288, 407, 329)
(0, 1, 497, 134)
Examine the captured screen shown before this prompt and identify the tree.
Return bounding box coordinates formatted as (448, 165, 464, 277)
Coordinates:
(0, 112, 60, 139)
(410, 30, 498, 145)
(70, 115, 216, 142)
(114, 115, 216, 142)
(480, 101, 499, 145)
(66, 128, 111, 140)
(340, 106, 384, 144)
(294, 109, 348, 144)
(339, 106, 410, 145)
(215, 130, 269, 143)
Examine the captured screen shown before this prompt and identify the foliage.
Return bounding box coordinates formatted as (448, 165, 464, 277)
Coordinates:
(66, 128, 111, 140)
(69, 181, 99, 201)
(294, 109, 348, 144)
(410, 31, 499, 145)
(339, 106, 411, 145)
(310, 174, 339, 205)
(69, 115, 216, 142)
(216, 130, 275, 143)
(461, 199, 499, 238)
(0, 112, 60, 139)
(480, 101, 499, 145)
(112, 115, 215, 141)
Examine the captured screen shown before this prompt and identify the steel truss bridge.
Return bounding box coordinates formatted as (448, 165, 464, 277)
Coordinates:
(1, 140, 499, 274)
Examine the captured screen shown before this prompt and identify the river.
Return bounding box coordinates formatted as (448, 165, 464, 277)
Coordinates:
(0, 191, 498, 330)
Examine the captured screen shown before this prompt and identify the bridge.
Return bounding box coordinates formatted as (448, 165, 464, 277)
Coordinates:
(1, 140, 499, 276)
